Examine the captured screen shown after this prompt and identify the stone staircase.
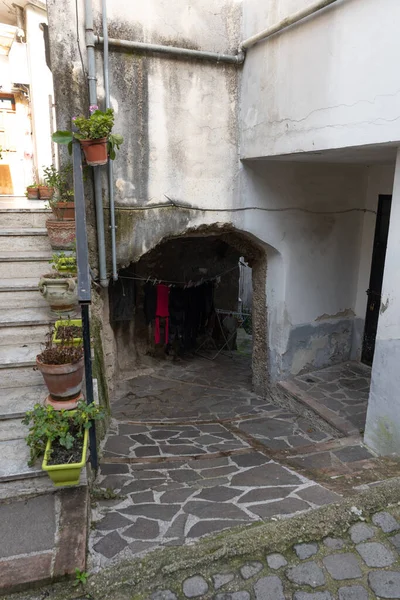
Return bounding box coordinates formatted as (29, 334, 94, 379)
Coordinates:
(0, 206, 54, 481)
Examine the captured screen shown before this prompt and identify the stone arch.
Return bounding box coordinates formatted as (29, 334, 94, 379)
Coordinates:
(109, 222, 282, 394)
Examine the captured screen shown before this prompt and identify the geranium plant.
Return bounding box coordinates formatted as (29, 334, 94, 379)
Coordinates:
(52, 107, 123, 160)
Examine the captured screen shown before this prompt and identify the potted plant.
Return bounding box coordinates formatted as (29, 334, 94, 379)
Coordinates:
(22, 401, 104, 486)
(43, 163, 76, 249)
(39, 251, 78, 314)
(38, 165, 59, 199)
(26, 183, 39, 199)
(36, 331, 84, 409)
(53, 319, 82, 347)
(52, 107, 123, 166)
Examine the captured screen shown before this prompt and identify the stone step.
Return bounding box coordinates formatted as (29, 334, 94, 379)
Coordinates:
(0, 367, 43, 389)
(0, 385, 47, 419)
(0, 437, 44, 482)
(0, 417, 28, 442)
(0, 306, 54, 345)
(0, 323, 51, 346)
(0, 208, 51, 228)
(0, 251, 52, 279)
(0, 289, 48, 309)
(0, 228, 51, 251)
(0, 343, 42, 369)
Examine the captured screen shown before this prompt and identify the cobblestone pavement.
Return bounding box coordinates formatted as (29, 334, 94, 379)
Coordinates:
(293, 362, 371, 433)
(88, 354, 384, 572)
(146, 508, 400, 600)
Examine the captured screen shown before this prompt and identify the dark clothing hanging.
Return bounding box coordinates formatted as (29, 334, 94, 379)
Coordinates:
(143, 282, 157, 324)
(109, 276, 135, 322)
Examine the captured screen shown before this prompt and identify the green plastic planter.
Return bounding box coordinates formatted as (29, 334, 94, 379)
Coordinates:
(42, 428, 88, 487)
(53, 319, 83, 347)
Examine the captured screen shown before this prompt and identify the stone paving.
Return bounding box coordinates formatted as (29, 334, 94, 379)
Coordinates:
(145, 509, 400, 600)
(293, 362, 371, 433)
(89, 354, 380, 572)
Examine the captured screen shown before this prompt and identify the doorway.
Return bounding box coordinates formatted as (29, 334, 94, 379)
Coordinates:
(361, 194, 392, 366)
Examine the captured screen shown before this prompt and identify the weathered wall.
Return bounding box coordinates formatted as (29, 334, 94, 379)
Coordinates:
(241, 0, 400, 159)
(364, 149, 400, 455)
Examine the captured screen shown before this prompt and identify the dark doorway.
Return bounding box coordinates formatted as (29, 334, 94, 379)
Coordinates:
(361, 194, 392, 366)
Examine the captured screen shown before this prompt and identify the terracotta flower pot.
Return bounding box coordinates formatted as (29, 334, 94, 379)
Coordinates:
(36, 355, 84, 401)
(45, 218, 75, 250)
(38, 275, 78, 313)
(27, 187, 39, 199)
(38, 185, 54, 199)
(80, 137, 108, 166)
(52, 201, 75, 220)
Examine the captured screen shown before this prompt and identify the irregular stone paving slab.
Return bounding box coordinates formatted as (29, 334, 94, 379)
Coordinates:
(215, 593, 250, 600)
(349, 522, 376, 543)
(368, 571, 400, 598)
(151, 591, 177, 600)
(323, 537, 345, 549)
(212, 573, 235, 590)
(92, 531, 128, 559)
(266, 553, 287, 569)
(356, 541, 396, 567)
(254, 576, 285, 600)
(372, 511, 400, 533)
(338, 586, 369, 600)
(183, 575, 208, 598)
(391, 533, 400, 551)
(294, 542, 318, 559)
(286, 561, 325, 587)
(322, 553, 362, 580)
(293, 593, 333, 600)
(240, 562, 263, 580)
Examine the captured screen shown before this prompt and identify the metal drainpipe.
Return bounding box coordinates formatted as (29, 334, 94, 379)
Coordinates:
(240, 0, 339, 50)
(102, 0, 117, 281)
(84, 0, 108, 287)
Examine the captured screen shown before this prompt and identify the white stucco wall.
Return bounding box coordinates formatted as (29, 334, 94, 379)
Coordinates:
(25, 5, 54, 181)
(241, 0, 400, 159)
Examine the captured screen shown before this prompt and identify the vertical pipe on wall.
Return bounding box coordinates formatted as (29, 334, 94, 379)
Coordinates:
(102, 0, 118, 281)
(84, 0, 108, 287)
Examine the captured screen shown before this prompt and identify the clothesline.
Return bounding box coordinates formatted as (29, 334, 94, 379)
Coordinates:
(118, 262, 248, 288)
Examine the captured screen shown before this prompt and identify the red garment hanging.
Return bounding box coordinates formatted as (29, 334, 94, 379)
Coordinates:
(155, 283, 170, 344)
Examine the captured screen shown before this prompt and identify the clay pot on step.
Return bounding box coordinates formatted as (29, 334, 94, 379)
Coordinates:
(39, 275, 78, 314)
(45, 218, 75, 250)
(52, 201, 75, 220)
(80, 137, 108, 166)
(36, 355, 85, 402)
(26, 186, 39, 199)
(38, 185, 54, 199)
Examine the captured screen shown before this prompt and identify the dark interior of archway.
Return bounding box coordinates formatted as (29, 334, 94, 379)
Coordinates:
(109, 235, 253, 364)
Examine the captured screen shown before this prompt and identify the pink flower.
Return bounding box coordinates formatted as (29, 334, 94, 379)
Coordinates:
(89, 104, 98, 113)
(72, 116, 77, 121)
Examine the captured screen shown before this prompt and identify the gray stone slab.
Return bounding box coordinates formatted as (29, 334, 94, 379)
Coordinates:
(124, 518, 160, 540)
(295, 485, 341, 506)
(286, 561, 325, 588)
(183, 575, 208, 598)
(338, 586, 368, 600)
(129, 541, 157, 555)
(0, 438, 43, 480)
(390, 533, 400, 551)
(238, 487, 296, 504)
(212, 573, 235, 590)
(215, 593, 250, 600)
(349, 522, 375, 543)
(165, 514, 188, 539)
(240, 561, 263, 580)
(368, 571, 400, 598)
(93, 531, 128, 559)
(183, 501, 248, 520)
(100, 463, 130, 475)
(356, 541, 396, 567)
(169, 470, 202, 483)
(372, 511, 400, 533)
(266, 553, 287, 569)
(160, 489, 194, 504)
(0, 494, 55, 558)
(121, 504, 180, 520)
(95, 512, 133, 531)
(322, 553, 362, 580)
(187, 520, 249, 539)
(249, 497, 310, 519)
(151, 591, 177, 600)
(293, 594, 333, 600)
(294, 542, 318, 559)
(323, 537, 345, 550)
(333, 446, 374, 463)
(230, 463, 302, 487)
(230, 454, 270, 468)
(254, 576, 285, 600)
(195, 486, 241, 502)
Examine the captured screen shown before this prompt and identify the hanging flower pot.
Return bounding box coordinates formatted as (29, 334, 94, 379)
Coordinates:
(80, 137, 108, 166)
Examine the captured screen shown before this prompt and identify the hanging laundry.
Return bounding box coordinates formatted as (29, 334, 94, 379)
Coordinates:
(143, 282, 157, 324)
(155, 283, 170, 344)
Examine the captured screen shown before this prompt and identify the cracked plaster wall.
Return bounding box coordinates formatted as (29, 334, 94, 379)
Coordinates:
(241, 0, 400, 159)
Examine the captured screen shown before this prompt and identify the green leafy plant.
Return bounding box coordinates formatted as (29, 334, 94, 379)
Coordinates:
(27, 182, 38, 188)
(52, 108, 123, 160)
(42, 163, 73, 202)
(22, 401, 104, 466)
(50, 251, 77, 274)
(74, 568, 89, 586)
